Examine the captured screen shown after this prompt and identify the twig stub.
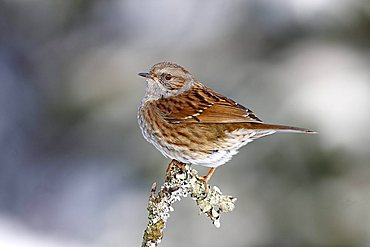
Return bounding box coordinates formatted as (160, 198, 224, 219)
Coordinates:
(141, 161, 237, 247)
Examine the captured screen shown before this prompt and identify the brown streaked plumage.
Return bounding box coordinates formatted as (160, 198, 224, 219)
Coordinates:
(138, 62, 315, 182)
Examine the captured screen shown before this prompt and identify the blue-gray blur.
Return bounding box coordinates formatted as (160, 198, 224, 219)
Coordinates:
(1, 0, 369, 246)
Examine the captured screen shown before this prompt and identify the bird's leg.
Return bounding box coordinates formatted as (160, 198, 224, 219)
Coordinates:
(165, 159, 186, 178)
(199, 167, 216, 182)
(198, 167, 216, 194)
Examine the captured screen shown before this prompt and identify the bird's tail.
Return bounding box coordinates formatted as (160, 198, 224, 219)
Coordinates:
(247, 122, 317, 134)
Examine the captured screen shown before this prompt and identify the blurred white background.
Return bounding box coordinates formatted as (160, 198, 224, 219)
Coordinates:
(0, 0, 370, 246)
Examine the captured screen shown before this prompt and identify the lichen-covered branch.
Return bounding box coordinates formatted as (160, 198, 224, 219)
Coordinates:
(141, 161, 237, 247)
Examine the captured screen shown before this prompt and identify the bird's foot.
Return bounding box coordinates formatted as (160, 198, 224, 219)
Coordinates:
(165, 159, 186, 179)
(197, 167, 216, 196)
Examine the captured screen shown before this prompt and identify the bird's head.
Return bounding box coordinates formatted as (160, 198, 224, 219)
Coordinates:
(139, 62, 195, 99)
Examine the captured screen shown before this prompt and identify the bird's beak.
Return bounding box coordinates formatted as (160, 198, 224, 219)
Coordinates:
(138, 72, 151, 78)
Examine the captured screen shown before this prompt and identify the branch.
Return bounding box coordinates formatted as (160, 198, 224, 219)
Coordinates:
(141, 161, 237, 247)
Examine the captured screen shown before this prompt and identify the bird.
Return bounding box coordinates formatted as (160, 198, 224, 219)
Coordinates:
(137, 62, 315, 183)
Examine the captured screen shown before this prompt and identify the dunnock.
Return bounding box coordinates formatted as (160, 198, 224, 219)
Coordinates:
(138, 62, 315, 181)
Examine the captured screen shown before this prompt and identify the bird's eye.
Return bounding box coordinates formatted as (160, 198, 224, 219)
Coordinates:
(164, 74, 172, 80)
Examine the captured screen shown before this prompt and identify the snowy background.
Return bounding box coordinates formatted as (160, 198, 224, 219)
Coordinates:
(1, 0, 370, 246)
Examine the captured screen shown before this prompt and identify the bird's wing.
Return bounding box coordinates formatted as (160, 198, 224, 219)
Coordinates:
(154, 85, 263, 124)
